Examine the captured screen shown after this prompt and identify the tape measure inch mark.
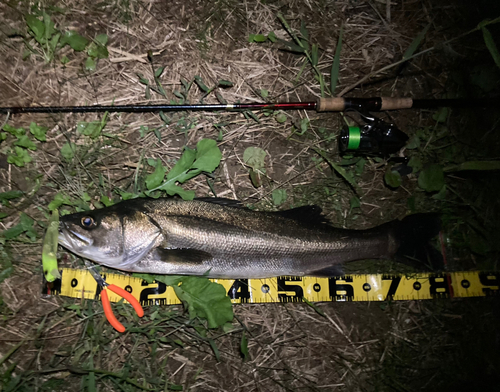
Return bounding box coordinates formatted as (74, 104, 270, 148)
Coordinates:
(43, 269, 499, 305)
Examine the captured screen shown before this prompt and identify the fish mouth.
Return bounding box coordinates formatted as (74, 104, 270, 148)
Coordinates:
(59, 222, 93, 251)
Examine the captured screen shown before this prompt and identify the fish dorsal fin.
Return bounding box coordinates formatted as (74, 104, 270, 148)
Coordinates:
(155, 248, 212, 264)
(195, 197, 244, 208)
(273, 205, 330, 225)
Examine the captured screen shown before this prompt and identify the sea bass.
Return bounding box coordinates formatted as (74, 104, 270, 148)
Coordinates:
(58, 197, 441, 278)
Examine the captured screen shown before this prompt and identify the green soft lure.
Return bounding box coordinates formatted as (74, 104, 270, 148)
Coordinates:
(42, 210, 61, 282)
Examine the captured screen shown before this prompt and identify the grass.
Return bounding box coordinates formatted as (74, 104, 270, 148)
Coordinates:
(0, 0, 500, 391)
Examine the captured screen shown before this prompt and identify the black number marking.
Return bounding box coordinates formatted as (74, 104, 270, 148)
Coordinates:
(382, 276, 401, 301)
(71, 278, 78, 288)
(329, 276, 354, 301)
(479, 273, 499, 295)
(139, 281, 167, 305)
(277, 277, 304, 302)
(227, 279, 250, 302)
(429, 274, 450, 298)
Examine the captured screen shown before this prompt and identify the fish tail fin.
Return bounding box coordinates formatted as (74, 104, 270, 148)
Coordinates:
(393, 213, 443, 270)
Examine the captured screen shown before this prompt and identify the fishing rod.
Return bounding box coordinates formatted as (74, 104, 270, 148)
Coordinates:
(1, 97, 498, 114)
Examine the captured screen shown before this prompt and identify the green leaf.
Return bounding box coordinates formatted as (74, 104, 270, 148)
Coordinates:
(7, 147, 32, 167)
(29, 122, 47, 141)
(166, 148, 196, 181)
(251, 34, 268, 43)
(432, 107, 449, 123)
(26, 15, 45, 42)
(77, 113, 107, 138)
(194, 75, 209, 92)
(0, 191, 23, 205)
(275, 112, 287, 123)
(240, 332, 249, 361)
(384, 170, 402, 188)
(154, 66, 165, 78)
(418, 164, 445, 192)
(87, 36, 108, 59)
(402, 23, 431, 61)
(1, 213, 35, 241)
(77, 121, 101, 138)
(14, 135, 37, 150)
(406, 134, 421, 149)
(330, 26, 343, 95)
(245, 110, 260, 123)
(272, 189, 287, 206)
(432, 185, 447, 200)
(0, 132, 6, 142)
(243, 147, 266, 170)
(311, 43, 319, 66)
(2, 224, 25, 240)
(300, 118, 309, 134)
(100, 195, 114, 207)
(42, 11, 57, 39)
(408, 156, 423, 172)
(61, 30, 89, 51)
(300, 20, 309, 40)
(2, 124, 25, 138)
(60, 55, 69, 64)
(61, 142, 76, 161)
(84, 57, 96, 71)
(218, 79, 233, 87)
(249, 168, 263, 188)
(171, 277, 234, 328)
(146, 159, 166, 190)
(163, 184, 196, 200)
(268, 31, 277, 43)
(482, 27, 500, 69)
(48, 193, 74, 211)
(95, 34, 108, 46)
(192, 139, 222, 173)
(349, 196, 361, 210)
(260, 89, 269, 99)
(137, 73, 149, 85)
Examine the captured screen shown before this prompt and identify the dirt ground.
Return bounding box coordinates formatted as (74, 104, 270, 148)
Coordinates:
(1, 0, 500, 391)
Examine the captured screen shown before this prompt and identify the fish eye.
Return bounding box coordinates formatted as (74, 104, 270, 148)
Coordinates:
(80, 216, 95, 229)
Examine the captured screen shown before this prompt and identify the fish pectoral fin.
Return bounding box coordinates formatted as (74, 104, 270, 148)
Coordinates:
(309, 265, 344, 277)
(155, 248, 212, 264)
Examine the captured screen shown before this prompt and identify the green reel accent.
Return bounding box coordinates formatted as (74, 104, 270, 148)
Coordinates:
(347, 126, 361, 150)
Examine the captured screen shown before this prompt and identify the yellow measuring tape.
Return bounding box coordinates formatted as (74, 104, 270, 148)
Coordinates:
(43, 268, 499, 305)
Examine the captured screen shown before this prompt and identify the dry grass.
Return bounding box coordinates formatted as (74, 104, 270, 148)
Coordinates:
(1, 0, 500, 391)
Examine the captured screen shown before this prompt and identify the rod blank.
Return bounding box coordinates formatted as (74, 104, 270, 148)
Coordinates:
(0, 97, 497, 115)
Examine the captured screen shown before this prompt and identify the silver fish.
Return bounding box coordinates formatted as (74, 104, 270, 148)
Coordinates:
(58, 197, 440, 278)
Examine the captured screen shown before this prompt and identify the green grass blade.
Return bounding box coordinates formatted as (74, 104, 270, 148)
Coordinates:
(314, 148, 361, 194)
(330, 26, 343, 95)
(443, 160, 500, 172)
(482, 27, 500, 68)
(402, 22, 431, 60)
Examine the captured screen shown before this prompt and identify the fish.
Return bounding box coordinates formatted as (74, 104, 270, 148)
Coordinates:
(58, 197, 442, 278)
